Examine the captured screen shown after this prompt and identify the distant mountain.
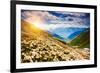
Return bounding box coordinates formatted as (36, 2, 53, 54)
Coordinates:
(49, 28, 87, 43)
(69, 29, 90, 48)
(52, 33, 64, 39)
(50, 32, 67, 41)
(67, 31, 85, 42)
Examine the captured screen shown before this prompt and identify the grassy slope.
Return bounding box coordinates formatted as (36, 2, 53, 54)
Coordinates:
(69, 30, 90, 48)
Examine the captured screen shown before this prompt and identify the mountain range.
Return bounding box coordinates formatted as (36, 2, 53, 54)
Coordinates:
(21, 20, 90, 63)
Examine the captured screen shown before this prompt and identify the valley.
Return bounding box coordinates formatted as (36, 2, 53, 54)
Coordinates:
(21, 20, 90, 63)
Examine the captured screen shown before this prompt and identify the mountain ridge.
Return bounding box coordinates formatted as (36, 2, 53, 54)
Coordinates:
(21, 20, 90, 63)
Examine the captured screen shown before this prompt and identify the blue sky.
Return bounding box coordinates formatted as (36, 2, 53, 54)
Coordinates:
(21, 10, 90, 42)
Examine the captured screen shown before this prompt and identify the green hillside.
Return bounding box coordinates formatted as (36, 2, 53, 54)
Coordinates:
(69, 29, 90, 48)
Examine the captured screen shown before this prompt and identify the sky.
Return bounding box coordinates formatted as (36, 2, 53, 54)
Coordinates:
(21, 10, 90, 42)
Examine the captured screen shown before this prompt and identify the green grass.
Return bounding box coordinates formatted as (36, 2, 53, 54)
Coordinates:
(69, 30, 90, 48)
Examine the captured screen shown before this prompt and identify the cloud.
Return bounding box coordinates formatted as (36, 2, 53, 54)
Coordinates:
(21, 10, 58, 24)
(40, 23, 89, 31)
(21, 10, 90, 30)
(53, 11, 87, 17)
